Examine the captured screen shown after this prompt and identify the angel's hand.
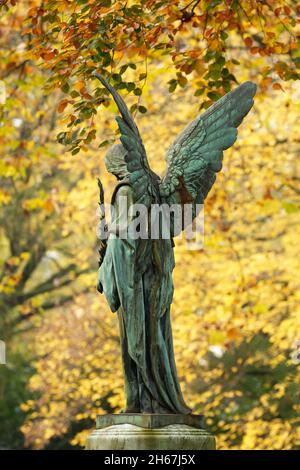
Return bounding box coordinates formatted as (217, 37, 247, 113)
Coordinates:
(97, 269, 103, 293)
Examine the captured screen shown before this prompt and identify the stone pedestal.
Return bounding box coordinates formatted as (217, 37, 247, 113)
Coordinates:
(86, 414, 216, 450)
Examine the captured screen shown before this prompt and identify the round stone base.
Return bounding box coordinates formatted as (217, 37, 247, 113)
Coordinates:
(86, 424, 216, 450)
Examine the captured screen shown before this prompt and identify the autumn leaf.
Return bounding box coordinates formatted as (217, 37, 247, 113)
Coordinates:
(58, 99, 69, 113)
(272, 83, 284, 91)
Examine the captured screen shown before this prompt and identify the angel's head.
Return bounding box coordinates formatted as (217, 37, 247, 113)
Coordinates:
(105, 143, 129, 180)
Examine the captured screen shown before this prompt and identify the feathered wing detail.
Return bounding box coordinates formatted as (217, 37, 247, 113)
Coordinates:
(160, 81, 257, 207)
(94, 74, 160, 207)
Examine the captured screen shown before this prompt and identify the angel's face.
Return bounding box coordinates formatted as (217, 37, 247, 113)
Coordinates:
(104, 144, 128, 180)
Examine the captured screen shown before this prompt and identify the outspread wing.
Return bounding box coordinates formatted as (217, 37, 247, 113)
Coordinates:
(94, 74, 160, 207)
(159, 81, 257, 205)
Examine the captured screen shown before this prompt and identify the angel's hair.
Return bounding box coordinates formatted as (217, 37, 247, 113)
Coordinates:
(105, 143, 129, 180)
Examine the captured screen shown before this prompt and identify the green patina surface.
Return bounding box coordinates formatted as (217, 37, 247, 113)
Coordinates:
(96, 74, 256, 416)
(96, 413, 205, 430)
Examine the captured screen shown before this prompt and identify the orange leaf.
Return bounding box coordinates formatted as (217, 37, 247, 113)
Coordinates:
(42, 51, 56, 61)
(74, 80, 85, 91)
(44, 199, 55, 213)
(274, 7, 281, 16)
(227, 328, 241, 341)
(58, 100, 69, 113)
(204, 28, 213, 38)
(266, 32, 275, 39)
(244, 37, 253, 48)
(272, 83, 284, 91)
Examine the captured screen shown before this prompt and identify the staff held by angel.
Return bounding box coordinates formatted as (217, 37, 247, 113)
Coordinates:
(95, 73, 256, 415)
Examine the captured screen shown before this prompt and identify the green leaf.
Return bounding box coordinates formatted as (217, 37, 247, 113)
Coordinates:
(119, 64, 128, 74)
(61, 82, 70, 93)
(138, 105, 147, 114)
(222, 80, 231, 93)
(207, 91, 223, 101)
(221, 67, 230, 77)
(70, 90, 80, 98)
(209, 70, 222, 80)
(216, 56, 225, 67)
(200, 100, 210, 110)
(194, 88, 205, 96)
(126, 82, 135, 92)
(130, 103, 138, 113)
(98, 140, 111, 148)
(169, 81, 177, 93)
(282, 201, 299, 213)
(112, 73, 121, 83)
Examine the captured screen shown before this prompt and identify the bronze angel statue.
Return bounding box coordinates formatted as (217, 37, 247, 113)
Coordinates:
(95, 73, 256, 415)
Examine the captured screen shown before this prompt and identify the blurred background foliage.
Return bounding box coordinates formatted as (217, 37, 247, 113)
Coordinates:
(0, 0, 299, 449)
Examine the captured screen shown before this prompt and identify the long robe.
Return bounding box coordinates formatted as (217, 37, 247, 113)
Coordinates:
(98, 181, 190, 414)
